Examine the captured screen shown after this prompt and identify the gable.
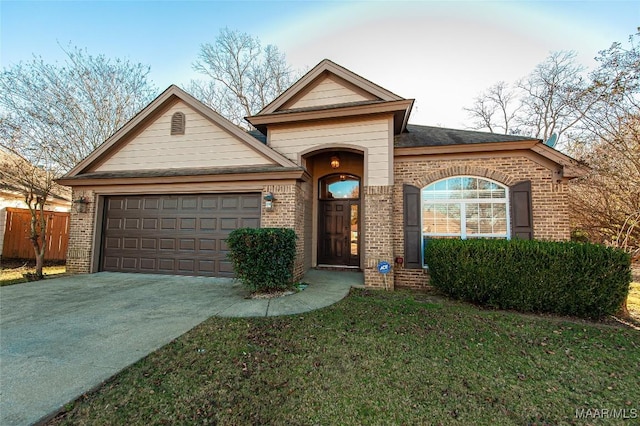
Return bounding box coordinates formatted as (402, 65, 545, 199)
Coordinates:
(92, 100, 277, 173)
(257, 59, 404, 116)
(281, 73, 380, 110)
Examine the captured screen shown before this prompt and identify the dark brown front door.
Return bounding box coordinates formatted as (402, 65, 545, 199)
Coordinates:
(101, 193, 260, 277)
(318, 199, 360, 266)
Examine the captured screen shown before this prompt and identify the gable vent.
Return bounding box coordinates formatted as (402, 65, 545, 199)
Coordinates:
(171, 112, 185, 135)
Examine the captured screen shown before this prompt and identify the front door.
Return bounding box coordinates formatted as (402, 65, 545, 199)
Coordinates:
(318, 174, 360, 266)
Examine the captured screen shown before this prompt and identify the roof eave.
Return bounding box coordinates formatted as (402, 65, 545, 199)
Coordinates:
(57, 167, 309, 187)
(63, 86, 298, 178)
(394, 139, 540, 156)
(247, 99, 414, 134)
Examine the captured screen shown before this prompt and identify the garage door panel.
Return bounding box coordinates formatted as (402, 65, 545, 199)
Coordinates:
(159, 239, 176, 250)
(220, 218, 238, 230)
(158, 258, 175, 272)
(179, 239, 196, 251)
(178, 259, 194, 273)
(197, 239, 214, 251)
(101, 194, 260, 277)
(201, 197, 217, 209)
(142, 218, 158, 230)
(241, 217, 260, 228)
(242, 196, 260, 209)
(121, 257, 137, 269)
(180, 218, 196, 230)
(219, 261, 235, 274)
(106, 218, 122, 230)
(182, 198, 198, 209)
(125, 198, 142, 210)
(162, 198, 178, 209)
(105, 237, 121, 249)
(144, 198, 160, 209)
(124, 218, 140, 229)
(161, 218, 177, 230)
(103, 256, 120, 268)
(140, 258, 156, 270)
(221, 197, 238, 209)
(199, 218, 216, 230)
(108, 199, 124, 210)
(123, 238, 138, 249)
(141, 238, 157, 250)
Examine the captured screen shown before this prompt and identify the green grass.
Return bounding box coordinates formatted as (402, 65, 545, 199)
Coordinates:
(0, 265, 66, 286)
(49, 289, 639, 426)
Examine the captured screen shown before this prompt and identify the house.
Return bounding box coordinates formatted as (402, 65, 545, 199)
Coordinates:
(0, 149, 71, 259)
(57, 59, 582, 289)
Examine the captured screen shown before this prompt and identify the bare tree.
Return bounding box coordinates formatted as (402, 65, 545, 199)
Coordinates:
(515, 50, 608, 147)
(0, 45, 157, 171)
(569, 31, 640, 258)
(0, 144, 65, 279)
(464, 81, 520, 134)
(190, 28, 298, 128)
(465, 51, 598, 148)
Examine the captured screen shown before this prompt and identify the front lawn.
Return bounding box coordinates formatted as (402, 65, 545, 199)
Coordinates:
(0, 264, 66, 286)
(49, 289, 639, 425)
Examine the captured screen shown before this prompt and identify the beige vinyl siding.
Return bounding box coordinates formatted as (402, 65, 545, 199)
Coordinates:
(269, 116, 393, 186)
(96, 101, 274, 172)
(283, 75, 378, 110)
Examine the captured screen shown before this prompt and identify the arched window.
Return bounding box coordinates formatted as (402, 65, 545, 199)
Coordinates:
(422, 176, 509, 239)
(319, 174, 360, 199)
(170, 112, 185, 135)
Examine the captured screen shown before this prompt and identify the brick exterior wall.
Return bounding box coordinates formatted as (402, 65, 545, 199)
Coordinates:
(64, 154, 570, 292)
(66, 189, 96, 274)
(363, 185, 395, 289)
(392, 155, 571, 289)
(261, 181, 311, 282)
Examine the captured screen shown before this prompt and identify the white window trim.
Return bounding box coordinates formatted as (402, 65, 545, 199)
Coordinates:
(421, 176, 511, 266)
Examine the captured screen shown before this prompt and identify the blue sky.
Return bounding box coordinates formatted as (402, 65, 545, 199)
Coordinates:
(1, 1, 637, 127)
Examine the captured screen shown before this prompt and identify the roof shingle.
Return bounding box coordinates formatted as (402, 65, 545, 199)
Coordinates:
(394, 124, 539, 148)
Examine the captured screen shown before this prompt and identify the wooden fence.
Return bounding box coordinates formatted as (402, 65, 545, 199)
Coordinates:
(2, 208, 70, 260)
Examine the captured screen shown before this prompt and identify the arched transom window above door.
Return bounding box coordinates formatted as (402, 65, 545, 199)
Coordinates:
(320, 174, 360, 199)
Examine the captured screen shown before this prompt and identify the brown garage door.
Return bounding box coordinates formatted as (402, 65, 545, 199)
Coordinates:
(101, 194, 260, 277)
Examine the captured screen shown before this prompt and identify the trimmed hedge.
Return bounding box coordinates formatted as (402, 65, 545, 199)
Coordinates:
(424, 239, 631, 319)
(226, 228, 297, 293)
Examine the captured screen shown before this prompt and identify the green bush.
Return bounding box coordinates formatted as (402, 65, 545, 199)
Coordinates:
(424, 239, 631, 319)
(226, 228, 297, 293)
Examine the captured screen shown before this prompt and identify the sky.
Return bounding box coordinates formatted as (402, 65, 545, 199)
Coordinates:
(1, 0, 637, 128)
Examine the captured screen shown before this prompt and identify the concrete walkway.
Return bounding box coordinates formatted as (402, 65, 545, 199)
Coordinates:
(0, 269, 361, 426)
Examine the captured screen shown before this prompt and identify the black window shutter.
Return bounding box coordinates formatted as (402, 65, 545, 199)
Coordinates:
(510, 180, 533, 240)
(403, 184, 422, 268)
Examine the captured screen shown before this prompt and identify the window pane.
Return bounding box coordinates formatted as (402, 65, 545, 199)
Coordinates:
(465, 203, 479, 235)
(448, 177, 463, 199)
(494, 219, 507, 235)
(320, 175, 359, 198)
(446, 204, 461, 233)
(422, 177, 508, 239)
(350, 204, 358, 256)
(462, 177, 478, 198)
(423, 203, 461, 234)
(491, 187, 506, 199)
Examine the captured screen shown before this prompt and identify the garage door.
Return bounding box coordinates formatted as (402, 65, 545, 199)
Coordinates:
(101, 194, 261, 277)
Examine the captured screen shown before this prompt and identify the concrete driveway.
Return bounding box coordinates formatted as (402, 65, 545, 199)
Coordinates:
(0, 271, 357, 425)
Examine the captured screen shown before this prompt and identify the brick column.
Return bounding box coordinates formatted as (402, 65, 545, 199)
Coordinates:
(261, 182, 309, 282)
(363, 185, 394, 289)
(66, 189, 96, 274)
